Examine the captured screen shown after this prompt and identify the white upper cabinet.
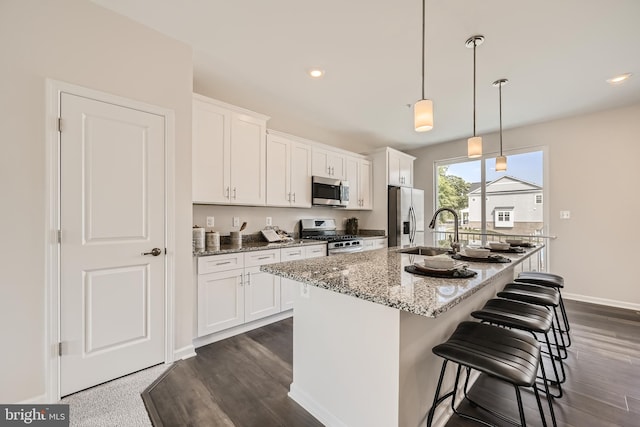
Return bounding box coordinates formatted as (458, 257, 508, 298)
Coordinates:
(192, 94, 269, 205)
(312, 147, 345, 179)
(192, 98, 231, 203)
(388, 148, 415, 187)
(345, 156, 359, 209)
(359, 159, 373, 209)
(266, 131, 312, 207)
(345, 156, 372, 210)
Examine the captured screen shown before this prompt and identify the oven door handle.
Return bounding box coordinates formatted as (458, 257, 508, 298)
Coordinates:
(329, 246, 364, 254)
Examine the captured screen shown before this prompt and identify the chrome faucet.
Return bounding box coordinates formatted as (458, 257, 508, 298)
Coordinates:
(428, 208, 460, 253)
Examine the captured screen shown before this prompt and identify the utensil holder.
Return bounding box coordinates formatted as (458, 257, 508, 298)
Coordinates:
(230, 231, 242, 247)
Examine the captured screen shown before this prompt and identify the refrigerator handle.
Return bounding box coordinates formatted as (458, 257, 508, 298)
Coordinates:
(409, 206, 415, 244)
(412, 206, 417, 243)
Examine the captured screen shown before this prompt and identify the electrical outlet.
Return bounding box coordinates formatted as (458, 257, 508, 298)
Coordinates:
(233, 217, 240, 227)
(560, 210, 571, 219)
(266, 217, 272, 226)
(206, 216, 215, 227)
(300, 283, 310, 299)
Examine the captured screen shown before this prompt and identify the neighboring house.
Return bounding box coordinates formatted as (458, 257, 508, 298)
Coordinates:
(466, 176, 543, 235)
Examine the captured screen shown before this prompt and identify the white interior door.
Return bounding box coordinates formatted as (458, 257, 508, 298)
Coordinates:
(59, 92, 165, 396)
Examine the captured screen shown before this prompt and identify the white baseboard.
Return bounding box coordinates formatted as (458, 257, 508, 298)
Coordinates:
(288, 383, 348, 427)
(173, 344, 196, 360)
(193, 310, 293, 349)
(18, 393, 47, 404)
(563, 293, 640, 311)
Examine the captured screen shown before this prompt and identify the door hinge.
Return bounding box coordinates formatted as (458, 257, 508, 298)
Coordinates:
(57, 230, 62, 243)
(58, 118, 62, 132)
(58, 342, 63, 357)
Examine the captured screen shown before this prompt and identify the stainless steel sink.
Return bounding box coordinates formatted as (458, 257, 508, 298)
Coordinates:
(398, 246, 450, 256)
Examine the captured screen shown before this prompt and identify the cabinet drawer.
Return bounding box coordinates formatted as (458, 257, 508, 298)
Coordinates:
(198, 253, 244, 274)
(305, 244, 327, 258)
(244, 249, 281, 267)
(281, 246, 305, 261)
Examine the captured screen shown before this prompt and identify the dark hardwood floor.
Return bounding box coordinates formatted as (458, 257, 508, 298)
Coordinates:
(143, 300, 640, 427)
(445, 299, 640, 427)
(142, 318, 322, 427)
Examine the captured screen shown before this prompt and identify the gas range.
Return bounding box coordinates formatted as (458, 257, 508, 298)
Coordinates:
(300, 219, 364, 255)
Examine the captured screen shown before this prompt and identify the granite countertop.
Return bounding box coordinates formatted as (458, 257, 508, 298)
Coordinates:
(261, 245, 543, 318)
(194, 239, 327, 257)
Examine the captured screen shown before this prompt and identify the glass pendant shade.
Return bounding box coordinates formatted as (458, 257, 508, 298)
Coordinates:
(468, 136, 482, 158)
(414, 99, 433, 132)
(495, 155, 507, 171)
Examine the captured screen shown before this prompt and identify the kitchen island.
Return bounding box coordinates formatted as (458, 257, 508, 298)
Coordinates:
(261, 245, 543, 427)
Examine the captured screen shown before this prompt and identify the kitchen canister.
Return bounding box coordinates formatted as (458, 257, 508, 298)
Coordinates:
(193, 226, 205, 251)
(206, 231, 220, 251)
(230, 231, 242, 247)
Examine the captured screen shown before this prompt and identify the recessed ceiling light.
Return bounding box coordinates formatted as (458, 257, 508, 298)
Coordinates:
(308, 68, 325, 78)
(606, 73, 632, 85)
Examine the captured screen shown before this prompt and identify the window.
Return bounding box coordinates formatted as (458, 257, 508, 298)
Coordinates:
(435, 150, 544, 241)
(495, 209, 514, 227)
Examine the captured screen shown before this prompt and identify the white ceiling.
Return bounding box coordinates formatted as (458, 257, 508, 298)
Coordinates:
(93, 0, 640, 151)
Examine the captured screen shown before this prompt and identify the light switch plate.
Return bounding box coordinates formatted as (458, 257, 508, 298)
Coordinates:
(206, 216, 215, 227)
(560, 210, 571, 219)
(233, 217, 240, 227)
(266, 217, 272, 226)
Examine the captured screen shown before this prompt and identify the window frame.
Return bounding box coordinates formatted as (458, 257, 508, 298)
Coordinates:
(433, 146, 548, 244)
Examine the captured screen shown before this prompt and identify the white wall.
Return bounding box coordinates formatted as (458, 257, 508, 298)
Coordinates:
(409, 103, 640, 307)
(0, 0, 193, 402)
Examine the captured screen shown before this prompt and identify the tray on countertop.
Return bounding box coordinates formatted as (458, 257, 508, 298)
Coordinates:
(405, 264, 477, 278)
(506, 242, 537, 248)
(485, 246, 526, 254)
(452, 254, 512, 263)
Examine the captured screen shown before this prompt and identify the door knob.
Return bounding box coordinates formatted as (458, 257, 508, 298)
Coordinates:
(142, 248, 162, 256)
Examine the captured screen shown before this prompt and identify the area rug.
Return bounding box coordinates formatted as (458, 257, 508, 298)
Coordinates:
(60, 363, 171, 427)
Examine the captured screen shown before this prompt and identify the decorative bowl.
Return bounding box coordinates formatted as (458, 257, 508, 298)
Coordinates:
(463, 247, 491, 258)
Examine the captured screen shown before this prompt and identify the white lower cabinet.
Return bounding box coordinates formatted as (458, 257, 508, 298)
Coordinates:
(197, 245, 326, 337)
(363, 237, 387, 251)
(198, 268, 244, 336)
(198, 249, 280, 337)
(280, 244, 327, 311)
(245, 266, 281, 322)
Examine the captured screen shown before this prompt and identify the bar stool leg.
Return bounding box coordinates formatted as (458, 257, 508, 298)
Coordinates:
(538, 353, 558, 427)
(426, 360, 447, 426)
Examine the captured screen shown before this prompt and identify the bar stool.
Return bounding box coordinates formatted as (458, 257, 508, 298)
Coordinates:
(515, 272, 571, 347)
(471, 298, 566, 398)
(498, 283, 568, 361)
(427, 321, 557, 427)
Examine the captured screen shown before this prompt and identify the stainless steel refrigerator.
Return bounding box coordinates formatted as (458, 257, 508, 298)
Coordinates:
(388, 186, 425, 247)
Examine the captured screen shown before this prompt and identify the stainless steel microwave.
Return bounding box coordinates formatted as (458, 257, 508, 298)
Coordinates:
(312, 176, 349, 207)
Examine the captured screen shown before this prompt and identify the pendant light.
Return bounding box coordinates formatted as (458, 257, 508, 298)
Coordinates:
(493, 78, 508, 172)
(466, 35, 484, 158)
(414, 0, 433, 132)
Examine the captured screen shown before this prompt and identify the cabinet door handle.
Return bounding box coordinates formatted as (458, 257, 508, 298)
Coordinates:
(240, 274, 243, 286)
(233, 187, 237, 199)
(257, 256, 271, 260)
(246, 272, 251, 285)
(215, 261, 231, 266)
(292, 192, 296, 203)
(226, 187, 230, 198)
(287, 192, 291, 202)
